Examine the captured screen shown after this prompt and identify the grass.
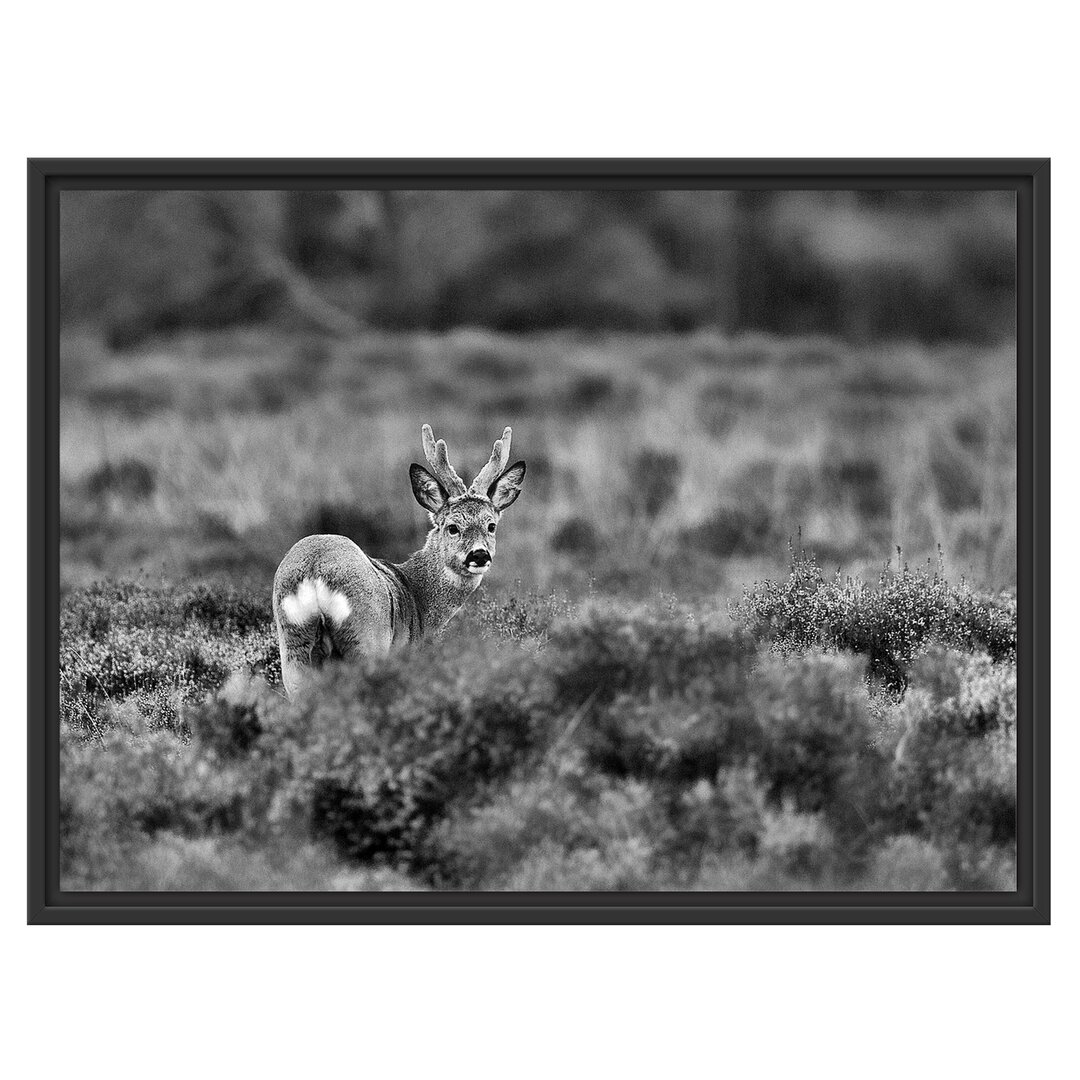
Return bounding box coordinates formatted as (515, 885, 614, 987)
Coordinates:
(58, 327, 1017, 891)
(60, 328, 1016, 593)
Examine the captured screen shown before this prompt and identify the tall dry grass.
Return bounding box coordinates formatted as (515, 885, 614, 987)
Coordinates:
(60, 328, 1016, 600)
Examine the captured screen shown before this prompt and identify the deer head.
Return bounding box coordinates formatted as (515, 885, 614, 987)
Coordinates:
(409, 424, 527, 581)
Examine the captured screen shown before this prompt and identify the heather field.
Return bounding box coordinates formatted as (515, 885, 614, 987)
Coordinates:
(59, 328, 1017, 891)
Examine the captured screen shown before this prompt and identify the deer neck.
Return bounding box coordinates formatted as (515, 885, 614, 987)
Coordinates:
(396, 539, 482, 636)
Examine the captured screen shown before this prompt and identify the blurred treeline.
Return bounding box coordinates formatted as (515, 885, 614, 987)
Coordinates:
(61, 190, 1015, 347)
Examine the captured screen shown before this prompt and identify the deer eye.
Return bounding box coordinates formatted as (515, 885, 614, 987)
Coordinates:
(447, 523, 460, 536)
(487, 522, 497, 533)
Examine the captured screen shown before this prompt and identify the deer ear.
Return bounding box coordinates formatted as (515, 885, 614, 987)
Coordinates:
(410, 463, 448, 514)
(489, 461, 526, 511)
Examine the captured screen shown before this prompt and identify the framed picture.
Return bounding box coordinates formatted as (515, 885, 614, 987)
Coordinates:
(29, 158, 1049, 923)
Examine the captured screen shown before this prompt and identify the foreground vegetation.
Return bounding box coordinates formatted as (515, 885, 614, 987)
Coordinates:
(60, 556, 1016, 892)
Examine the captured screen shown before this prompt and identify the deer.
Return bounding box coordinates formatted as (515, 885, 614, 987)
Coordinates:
(272, 424, 526, 696)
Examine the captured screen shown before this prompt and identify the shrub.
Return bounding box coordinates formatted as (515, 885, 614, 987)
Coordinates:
(544, 603, 754, 709)
(177, 582, 274, 633)
(301, 501, 420, 561)
(59, 588, 1016, 893)
(584, 694, 761, 786)
(952, 411, 987, 451)
(561, 372, 637, 413)
(696, 381, 762, 439)
(61, 713, 421, 892)
(193, 639, 559, 869)
(518, 452, 554, 499)
(60, 581, 278, 733)
(470, 591, 572, 642)
(732, 548, 1016, 693)
(88, 835, 422, 892)
(890, 650, 1016, 886)
(696, 384, 740, 439)
(625, 448, 682, 520)
(60, 718, 255, 885)
(82, 458, 157, 501)
(750, 653, 890, 853)
(680, 502, 776, 558)
(430, 758, 665, 889)
(551, 517, 601, 558)
(758, 805, 837, 881)
(455, 346, 533, 382)
(823, 457, 891, 519)
(862, 836, 950, 891)
(541, 604, 761, 794)
(672, 768, 769, 863)
(929, 432, 983, 511)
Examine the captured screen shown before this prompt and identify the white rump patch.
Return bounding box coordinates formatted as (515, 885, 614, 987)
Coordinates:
(281, 577, 352, 625)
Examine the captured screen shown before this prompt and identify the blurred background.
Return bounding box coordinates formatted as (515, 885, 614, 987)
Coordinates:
(59, 189, 1017, 597)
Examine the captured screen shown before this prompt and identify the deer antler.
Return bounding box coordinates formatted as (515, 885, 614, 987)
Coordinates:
(470, 427, 513, 496)
(421, 424, 467, 497)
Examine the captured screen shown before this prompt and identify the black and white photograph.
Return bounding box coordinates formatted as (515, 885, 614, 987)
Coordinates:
(49, 175, 1031, 901)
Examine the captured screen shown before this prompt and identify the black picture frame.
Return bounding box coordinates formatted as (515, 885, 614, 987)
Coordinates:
(29, 158, 1050, 924)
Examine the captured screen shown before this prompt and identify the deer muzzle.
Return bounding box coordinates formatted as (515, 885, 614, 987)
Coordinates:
(464, 548, 492, 573)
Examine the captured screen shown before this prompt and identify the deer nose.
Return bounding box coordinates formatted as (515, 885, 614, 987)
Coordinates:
(465, 548, 491, 567)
